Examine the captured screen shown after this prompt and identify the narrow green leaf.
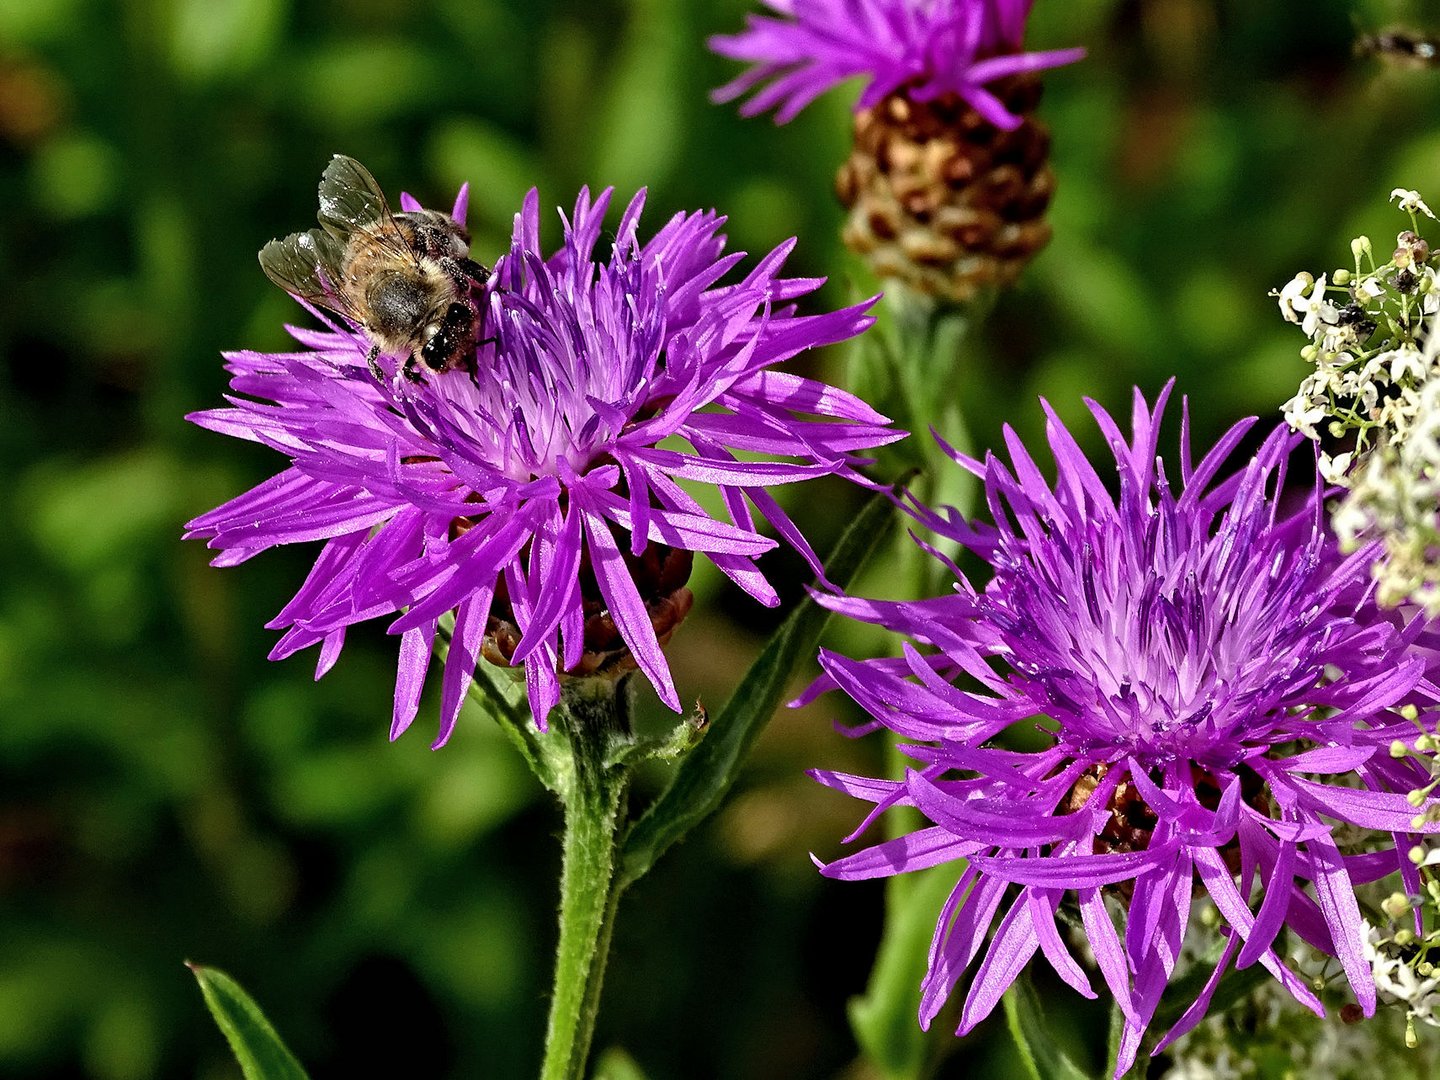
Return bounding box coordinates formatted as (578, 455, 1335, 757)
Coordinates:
(606, 699, 709, 768)
(618, 482, 904, 885)
(1105, 994, 1126, 1079)
(1003, 972, 1092, 1080)
(187, 963, 309, 1080)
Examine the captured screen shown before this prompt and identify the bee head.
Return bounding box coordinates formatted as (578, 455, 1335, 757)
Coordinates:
(417, 301, 479, 373)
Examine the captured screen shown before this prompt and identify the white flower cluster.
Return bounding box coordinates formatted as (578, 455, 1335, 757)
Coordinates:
(1160, 940, 1389, 1080)
(1162, 888, 1440, 1078)
(1279, 187, 1440, 612)
(1367, 921, 1440, 1043)
(1359, 736, 1440, 1049)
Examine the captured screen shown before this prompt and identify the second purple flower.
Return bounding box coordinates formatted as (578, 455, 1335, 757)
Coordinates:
(712, 1, 1085, 302)
(806, 385, 1440, 1074)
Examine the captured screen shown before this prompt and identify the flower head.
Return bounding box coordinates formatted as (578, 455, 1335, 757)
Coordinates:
(805, 385, 1440, 1075)
(187, 184, 900, 741)
(711, 0, 1084, 128)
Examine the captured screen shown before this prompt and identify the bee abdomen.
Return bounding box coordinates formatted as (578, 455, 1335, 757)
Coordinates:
(365, 271, 430, 338)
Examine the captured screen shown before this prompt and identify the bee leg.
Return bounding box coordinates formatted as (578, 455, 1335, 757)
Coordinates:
(458, 258, 491, 287)
(402, 354, 425, 384)
(440, 256, 492, 291)
(365, 343, 383, 380)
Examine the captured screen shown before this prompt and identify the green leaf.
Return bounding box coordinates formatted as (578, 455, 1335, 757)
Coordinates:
(848, 864, 958, 1080)
(1106, 997, 1127, 1080)
(187, 964, 309, 1080)
(592, 1047, 650, 1080)
(618, 481, 904, 885)
(605, 700, 709, 769)
(1004, 972, 1092, 1080)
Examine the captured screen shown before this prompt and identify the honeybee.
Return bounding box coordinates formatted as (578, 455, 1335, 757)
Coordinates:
(259, 154, 491, 384)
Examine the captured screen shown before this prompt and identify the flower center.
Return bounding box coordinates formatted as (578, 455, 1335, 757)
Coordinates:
(990, 491, 1328, 766)
(1062, 762, 1272, 898)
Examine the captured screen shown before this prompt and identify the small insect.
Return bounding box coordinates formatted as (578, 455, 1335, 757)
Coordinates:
(1356, 27, 1440, 69)
(259, 154, 491, 384)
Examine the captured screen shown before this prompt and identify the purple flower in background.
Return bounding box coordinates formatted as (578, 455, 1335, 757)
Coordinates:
(187, 184, 900, 742)
(711, 0, 1084, 127)
(805, 385, 1440, 1074)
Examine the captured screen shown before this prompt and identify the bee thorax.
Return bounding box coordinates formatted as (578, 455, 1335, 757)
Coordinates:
(395, 210, 472, 259)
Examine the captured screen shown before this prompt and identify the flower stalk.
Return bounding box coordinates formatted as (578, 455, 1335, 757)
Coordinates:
(540, 681, 631, 1080)
(841, 284, 985, 1080)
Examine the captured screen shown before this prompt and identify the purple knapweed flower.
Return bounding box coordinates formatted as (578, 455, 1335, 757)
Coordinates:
(711, 0, 1084, 128)
(186, 184, 901, 742)
(803, 385, 1440, 1074)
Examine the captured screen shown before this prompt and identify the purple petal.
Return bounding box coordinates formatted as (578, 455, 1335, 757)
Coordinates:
(581, 508, 680, 711)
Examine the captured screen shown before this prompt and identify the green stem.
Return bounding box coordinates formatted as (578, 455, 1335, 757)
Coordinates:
(846, 289, 983, 1080)
(539, 687, 629, 1080)
(572, 883, 624, 1064)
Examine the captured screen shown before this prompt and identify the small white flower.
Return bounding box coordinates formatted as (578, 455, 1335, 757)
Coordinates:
(1332, 497, 1373, 548)
(1367, 924, 1440, 1029)
(1277, 272, 1339, 338)
(1357, 276, 1387, 300)
(1320, 451, 1355, 483)
(1418, 266, 1440, 315)
(1392, 188, 1437, 220)
(1388, 346, 1429, 383)
(1277, 271, 1316, 324)
(1319, 323, 1358, 353)
(1283, 392, 1327, 438)
(1358, 380, 1380, 415)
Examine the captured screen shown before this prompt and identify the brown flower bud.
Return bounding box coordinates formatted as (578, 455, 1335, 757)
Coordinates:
(1395, 229, 1431, 268)
(836, 75, 1056, 303)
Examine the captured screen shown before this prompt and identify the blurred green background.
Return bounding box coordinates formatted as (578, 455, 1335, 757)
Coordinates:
(3, 0, 1440, 1077)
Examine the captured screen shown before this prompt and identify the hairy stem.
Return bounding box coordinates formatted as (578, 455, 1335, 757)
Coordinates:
(539, 686, 629, 1080)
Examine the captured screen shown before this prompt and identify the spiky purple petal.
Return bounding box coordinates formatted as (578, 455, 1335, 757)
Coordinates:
(711, 0, 1084, 127)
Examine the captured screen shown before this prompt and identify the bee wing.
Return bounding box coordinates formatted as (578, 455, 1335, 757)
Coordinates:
(316, 154, 418, 265)
(258, 227, 360, 320)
